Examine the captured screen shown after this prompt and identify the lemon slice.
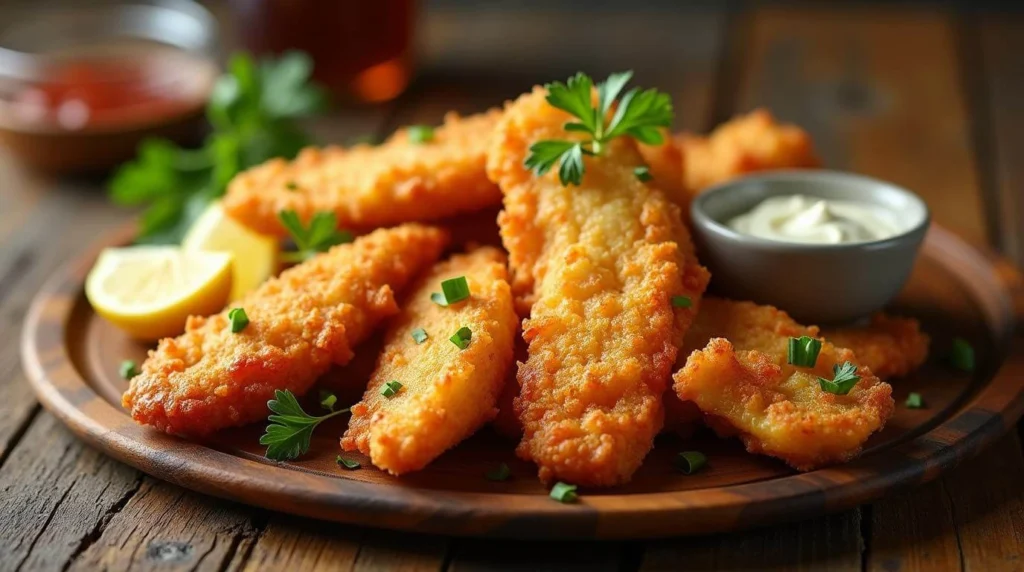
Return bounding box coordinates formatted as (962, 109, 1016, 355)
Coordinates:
(182, 201, 279, 301)
(86, 247, 233, 341)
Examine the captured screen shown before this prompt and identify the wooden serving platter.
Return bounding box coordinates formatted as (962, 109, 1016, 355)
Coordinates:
(21, 224, 1024, 539)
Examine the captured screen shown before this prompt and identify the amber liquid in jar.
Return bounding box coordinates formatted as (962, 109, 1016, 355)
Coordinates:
(229, 0, 414, 103)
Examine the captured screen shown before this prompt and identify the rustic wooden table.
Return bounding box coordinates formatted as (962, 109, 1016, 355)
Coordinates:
(3, 2, 1024, 570)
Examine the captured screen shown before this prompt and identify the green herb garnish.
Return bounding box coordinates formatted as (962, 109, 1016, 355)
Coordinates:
(450, 326, 472, 350)
(671, 295, 692, 308)
(524, 71, 673, 186)
(228, 308, 249, 333)
(381, 380, 403, 398)
(486, 463, 511, 482)
(432, 276, 471, 306)
(634, 166, 653, 182)
(285, 180, 298, 191)
(818, 362, 861, 395)
(336, 455, 361, 470)
(788, 336, 822, 367)
(407, 125, 435, 143)
(278, 210, 352, 263)
(950, 337, 975, 372)
(550, 481, 578, 503)
(108, 51, 327, 244)
(319, 390, 337, 412)
(119, 360, 139, 380)
(260, 389, 349, 461)
(411, 328, 428, 344)
(675, 451, 707, 475)
(905, 392, 925, 409)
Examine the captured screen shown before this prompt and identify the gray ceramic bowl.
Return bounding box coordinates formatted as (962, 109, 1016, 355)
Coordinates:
(690, 170, 930, 325)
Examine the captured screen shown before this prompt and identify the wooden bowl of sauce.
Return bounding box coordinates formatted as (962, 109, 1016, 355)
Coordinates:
(0, 1, 219, 172)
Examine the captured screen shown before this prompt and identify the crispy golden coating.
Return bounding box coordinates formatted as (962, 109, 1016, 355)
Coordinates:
(680, 109, 819, 193)
(122, 224, 448, 437)
(341, 248, 517, 475)
(823, 314, 930, 379)
(223, 110, 503, 236)
(489, 87, 709, 486)
(673, 298, 894, 470)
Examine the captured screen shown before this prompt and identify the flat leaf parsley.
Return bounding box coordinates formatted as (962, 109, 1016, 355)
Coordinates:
(260, 390, 349, 461)
(524, 71, 673, 186)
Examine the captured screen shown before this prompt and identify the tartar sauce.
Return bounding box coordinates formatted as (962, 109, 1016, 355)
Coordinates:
(727, 195, 900, 244)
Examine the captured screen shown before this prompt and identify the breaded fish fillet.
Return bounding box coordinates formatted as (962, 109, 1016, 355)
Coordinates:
(341, 247, 517, 475)
(823, 314, 930, 379)
(223, 110, 503, 236)
(122, 224, 448, 437)
(489, 87, 709, 486)
(673, 299, 894, 470)
(638, 109, 819, 210)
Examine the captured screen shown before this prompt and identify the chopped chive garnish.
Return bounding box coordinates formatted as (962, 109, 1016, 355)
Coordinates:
(442, 276, 471, 304)
(407, 125, 435, 143)
(228, 308, 249, 333)
(411, 328, 428, 344)
(818, 361, 861, 395)
(119, 360, 139, 380)
(336, 455, 361, 470)
(381, 380, 403, 398)
(788, 336, 822, 367)
(671, 295, 692, 308)
(950, 337, 975, 372)
(450, 326, 472, 350)
(905, 392, 925, 409)
(486, 463, 511, 482)
(634, 166, 653, 182)
(549, 481, 578, 503)
(319, 390, 337, 412)
(430, 292, 448, 307)
(675, 451, 707, 475)
(285, 181, 298, 191)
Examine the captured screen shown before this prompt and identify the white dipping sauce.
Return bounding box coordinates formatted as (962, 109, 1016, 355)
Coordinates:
(727, 195, 901, 244)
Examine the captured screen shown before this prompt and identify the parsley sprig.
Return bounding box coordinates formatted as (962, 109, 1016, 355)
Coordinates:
(278, 210, 353, 263)
(818, 362, 862, 395)
(260, 390, 349, 461)
(524, 71, 673, 186)
(108, 51, 328, 244)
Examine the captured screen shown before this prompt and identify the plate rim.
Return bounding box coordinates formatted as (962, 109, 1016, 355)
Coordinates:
(20, 223, 1024, 539)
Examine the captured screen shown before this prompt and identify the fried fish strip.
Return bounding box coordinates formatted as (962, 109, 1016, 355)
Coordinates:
(672, 298, 894, 470)
(822, 314, 930, 379)
(489, 87, 709, 486)
(223, 110, 503, 236)
(122, 224, 448, 437)
(341, 247, 517, 475)
(638, 109, 819, 210)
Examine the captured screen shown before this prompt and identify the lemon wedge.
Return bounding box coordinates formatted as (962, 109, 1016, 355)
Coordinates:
(86, 247, 233, 341)
(182, 201, 279, 301)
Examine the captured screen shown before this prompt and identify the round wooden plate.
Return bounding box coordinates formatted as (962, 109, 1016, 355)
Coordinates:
(21, 224, 1024, 539)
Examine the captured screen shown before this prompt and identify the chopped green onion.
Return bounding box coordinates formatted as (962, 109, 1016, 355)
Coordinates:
(381, 380, 403, 398)
(634, 166, 653, 182)
(119, 360, 139, 380)
(430, 292, 449, 307)
(228, 308, 249, 333)
(436, 276, 471, 305)
(549, 481, 578, 503)
(950, 337, 975, 372)
(336, 455, 361, 470)
(671, 295, 692, 308)
(407, 125, 435, 144)
(905, 392, 925, 409)
(788, 336, 822, 367)
(411, 328, 428, 344)
(675, 451, 707, 475)
(450, 326, 472, 350)
(818, 361, 861, 395)
(486, 463, 511, 482)
(319, 390, 337, 412)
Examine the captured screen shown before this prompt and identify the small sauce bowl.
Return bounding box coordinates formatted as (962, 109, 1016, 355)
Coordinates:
(690, 170, 930, 324)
